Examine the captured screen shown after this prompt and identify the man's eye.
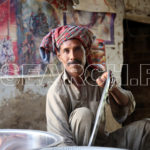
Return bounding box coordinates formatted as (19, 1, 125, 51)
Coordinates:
(75, 47, 82, 51)
(64, 49, 69, 53)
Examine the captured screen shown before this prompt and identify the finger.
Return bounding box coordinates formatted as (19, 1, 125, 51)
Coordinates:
(101, 72, 108, 81)
(96, 77, 105, 87)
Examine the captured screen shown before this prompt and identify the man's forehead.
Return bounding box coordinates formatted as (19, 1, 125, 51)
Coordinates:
(59, 39, 84, 50)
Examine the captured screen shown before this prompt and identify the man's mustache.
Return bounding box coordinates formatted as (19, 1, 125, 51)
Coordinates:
(67, 59, 82, 66)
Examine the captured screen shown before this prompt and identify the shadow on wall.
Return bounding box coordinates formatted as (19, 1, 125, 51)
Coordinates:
(0, 92, 46, 130)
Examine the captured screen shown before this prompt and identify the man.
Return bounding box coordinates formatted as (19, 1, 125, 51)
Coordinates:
(40, 25, 150, 149)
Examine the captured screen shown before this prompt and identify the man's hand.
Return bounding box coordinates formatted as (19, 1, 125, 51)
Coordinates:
(96, 72, 108, 88)
(96, 71, 129, 106)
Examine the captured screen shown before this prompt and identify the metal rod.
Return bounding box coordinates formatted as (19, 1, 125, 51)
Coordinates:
(88, 70, 111, 146)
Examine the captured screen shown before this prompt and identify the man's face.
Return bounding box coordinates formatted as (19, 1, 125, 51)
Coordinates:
(57, 39, 87, 77)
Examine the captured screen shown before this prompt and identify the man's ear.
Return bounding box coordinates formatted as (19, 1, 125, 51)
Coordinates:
(56, 51, 62, 62)
(85, 48, 90, 57)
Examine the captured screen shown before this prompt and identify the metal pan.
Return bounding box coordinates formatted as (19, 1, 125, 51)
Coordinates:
(42, 146, 128, 150)
(0, 129, 63, 150)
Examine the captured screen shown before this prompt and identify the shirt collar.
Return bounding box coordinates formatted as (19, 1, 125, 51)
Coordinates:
(62, 69, 91, 85)
(62, 70, 72, 84)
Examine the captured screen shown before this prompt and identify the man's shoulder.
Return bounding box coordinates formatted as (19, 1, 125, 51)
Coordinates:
(48, 72, 66, 95)
(49, 73, 63, 90)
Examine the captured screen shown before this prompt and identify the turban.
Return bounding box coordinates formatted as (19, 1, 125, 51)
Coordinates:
(40, 25, 95, 63)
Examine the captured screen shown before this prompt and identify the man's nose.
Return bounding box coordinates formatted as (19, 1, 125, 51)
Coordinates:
(70, 50, 76, 60)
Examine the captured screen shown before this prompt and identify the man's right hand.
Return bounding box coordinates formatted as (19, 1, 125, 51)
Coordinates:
(96, 72, 108, 88)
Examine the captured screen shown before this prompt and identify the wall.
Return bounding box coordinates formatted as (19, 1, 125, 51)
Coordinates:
(105, 0, 125, 85)
(124, 0, 150, 24)
(0, 76, 55, 130)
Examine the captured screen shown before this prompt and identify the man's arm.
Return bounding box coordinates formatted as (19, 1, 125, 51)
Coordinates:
(108, 86, 136, 123)
(96, 71, 136, 123)
(46, 88, 76, 146)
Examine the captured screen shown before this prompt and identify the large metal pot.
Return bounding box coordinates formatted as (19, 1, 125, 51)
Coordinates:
(0, 129, 63, 150)
(42, 146, 128, 150)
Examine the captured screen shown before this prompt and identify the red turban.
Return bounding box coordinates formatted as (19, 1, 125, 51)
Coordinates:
(40, 25, 95, 63)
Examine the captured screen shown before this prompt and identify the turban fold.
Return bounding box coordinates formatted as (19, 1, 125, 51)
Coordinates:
(40, 25, 95, 63)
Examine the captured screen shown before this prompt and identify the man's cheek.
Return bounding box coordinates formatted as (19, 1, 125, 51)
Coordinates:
(81, 52, 86, 66)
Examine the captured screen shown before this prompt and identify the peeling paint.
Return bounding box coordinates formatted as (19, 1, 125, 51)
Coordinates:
(16, 78, 25, 92)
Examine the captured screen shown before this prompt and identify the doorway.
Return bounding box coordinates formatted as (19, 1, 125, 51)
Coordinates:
(122, 20, 150, 124)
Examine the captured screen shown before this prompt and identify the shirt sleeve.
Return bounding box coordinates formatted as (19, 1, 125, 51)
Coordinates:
(46, 87, 76, 146)
(108, 87, 136, 123)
